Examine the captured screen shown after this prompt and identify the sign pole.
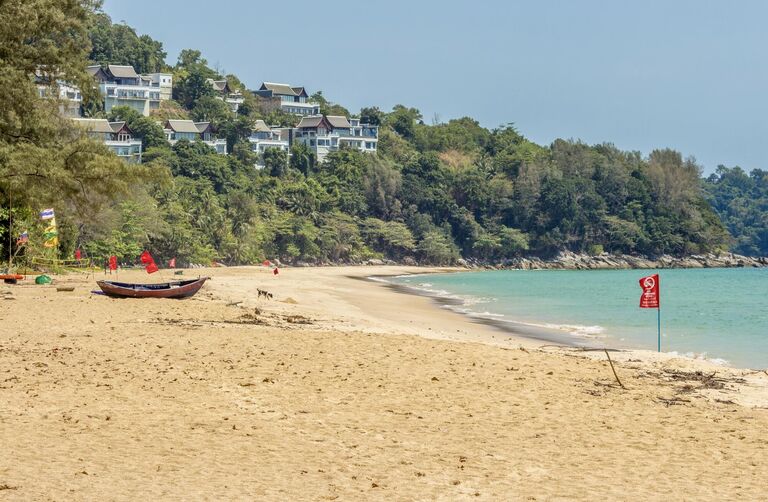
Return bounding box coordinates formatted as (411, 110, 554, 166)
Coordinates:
(657, 306, 661, 352)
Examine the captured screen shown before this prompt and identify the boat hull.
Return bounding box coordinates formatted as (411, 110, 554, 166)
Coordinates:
(96, 277, 209, 299)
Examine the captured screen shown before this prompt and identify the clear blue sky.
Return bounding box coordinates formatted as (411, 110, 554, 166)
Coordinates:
(103, 0, 768, 174)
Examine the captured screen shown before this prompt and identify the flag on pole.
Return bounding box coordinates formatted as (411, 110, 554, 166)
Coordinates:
(16, 231, 29, 245)
(639, 273, 662, 352)
(39, 208, 58, 248)
(75, 249, 82, 261)
(42, 219, 58, 248)
(140, 250, 159, 274)
(639, 274, 660, 308)
(109, 255, 118, 271)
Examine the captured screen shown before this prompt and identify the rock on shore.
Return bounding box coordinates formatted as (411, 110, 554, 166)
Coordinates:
(491, 252, 768, 270)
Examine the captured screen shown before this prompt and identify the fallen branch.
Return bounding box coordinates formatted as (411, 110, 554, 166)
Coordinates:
(604, 349, 625, 389)
(657, 396, 691, 406)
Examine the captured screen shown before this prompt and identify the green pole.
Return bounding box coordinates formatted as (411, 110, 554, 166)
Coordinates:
(657, 306, 661, 352)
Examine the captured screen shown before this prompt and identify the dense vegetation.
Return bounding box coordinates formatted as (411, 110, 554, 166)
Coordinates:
(1, 1, 762, 269)
(703, 167, 768, 256)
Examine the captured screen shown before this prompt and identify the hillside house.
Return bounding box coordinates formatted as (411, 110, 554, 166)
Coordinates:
(163, 120, 228, 155)
(253, 82, 319, 116)
(72, 118, 143, 163)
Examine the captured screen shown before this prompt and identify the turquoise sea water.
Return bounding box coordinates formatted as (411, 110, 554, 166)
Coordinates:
(390, 268, 768, 369)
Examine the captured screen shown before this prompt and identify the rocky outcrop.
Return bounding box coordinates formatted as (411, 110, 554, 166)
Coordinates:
(478, 252, 768, 270)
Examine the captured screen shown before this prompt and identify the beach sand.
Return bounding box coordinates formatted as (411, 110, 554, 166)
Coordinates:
(1, 265, 767, 500)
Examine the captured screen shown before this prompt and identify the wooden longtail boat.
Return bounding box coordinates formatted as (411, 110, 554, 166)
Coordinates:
(96, 277, 209, 299)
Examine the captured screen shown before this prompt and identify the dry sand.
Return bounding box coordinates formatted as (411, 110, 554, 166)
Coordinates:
(1, 265, 767, 500)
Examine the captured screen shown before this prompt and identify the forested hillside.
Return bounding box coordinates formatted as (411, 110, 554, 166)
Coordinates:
(2, 1, 762, 268)
(703, 167, 768, 256)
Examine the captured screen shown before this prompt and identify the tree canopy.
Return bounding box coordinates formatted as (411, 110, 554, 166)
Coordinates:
(3, 1, 759, 269)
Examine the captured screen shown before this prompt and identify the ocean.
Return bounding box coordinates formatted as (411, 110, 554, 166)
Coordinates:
(388, 268, 768, 369)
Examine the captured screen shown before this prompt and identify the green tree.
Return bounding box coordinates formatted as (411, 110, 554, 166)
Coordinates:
(173, 50, 218, 109)
(385, 105, 423, 139)
(290, 142, 316, 176)
(191, 96, 232, 127)
(360, 106, 384, 126)
(0, 0, 163, 260)
(88, 12, 168, 73)
(264, 148, 288, 177)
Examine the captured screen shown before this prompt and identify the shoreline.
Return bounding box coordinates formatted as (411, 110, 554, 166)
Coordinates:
(366, 269, 765, 373)
(366, 273, 602, 349)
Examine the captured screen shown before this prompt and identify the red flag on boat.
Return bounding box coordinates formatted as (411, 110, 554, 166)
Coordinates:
(140, 250, 159, 274)
(273, 267, 279, 276)
(108, 255, 117, 271)
(168, 257, 176, 268)
(75, 249, 81, 261)
(639, 274, 660, 308)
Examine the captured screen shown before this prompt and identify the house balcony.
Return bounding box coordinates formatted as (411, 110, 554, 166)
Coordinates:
(105, 139, 143, 163)
(249, 137, 289, 152)
(204, 139, 228, 155)
(101, 83, 161, 101)
(280, 101, 320, 116)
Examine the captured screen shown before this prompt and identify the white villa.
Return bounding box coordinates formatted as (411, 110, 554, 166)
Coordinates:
(163, 120, 228, 155)
(293, 115, 379, 162)
(36, 78, 82, 117)
(248, 120, 290, 167)
(253, 82, 320, 116)
(88, 65, 172, 116)
(72, 118, 143, 163)
(40, 61, 382, 166)
(207, 79, 244, 113)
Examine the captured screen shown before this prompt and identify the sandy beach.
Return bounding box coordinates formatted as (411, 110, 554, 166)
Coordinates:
(1, 265, 767, 500)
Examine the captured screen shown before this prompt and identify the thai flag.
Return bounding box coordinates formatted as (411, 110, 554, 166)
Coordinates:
(16, 231, 29, 244)
(39, 208, 55, 220)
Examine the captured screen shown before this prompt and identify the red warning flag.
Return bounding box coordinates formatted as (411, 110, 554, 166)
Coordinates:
(75, 249, 82, 261)
(108, 255, 117, 271)
(639, 274, 660, 309)
(140, 250, 159, 274)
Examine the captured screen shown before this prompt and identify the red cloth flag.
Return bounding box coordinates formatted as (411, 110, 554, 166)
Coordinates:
(273, 267, 279, 276)
(168, 257, 176, 268)
(639, 274, 660, 308)
(75, 249, 81, 261)
(140, 250, 159, 274)
(108, 255, 117, 271)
